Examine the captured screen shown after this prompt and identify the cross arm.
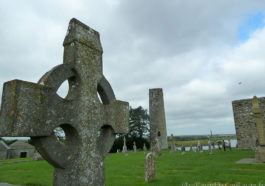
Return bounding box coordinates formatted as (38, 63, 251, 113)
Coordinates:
(103, 100, 129, 134)
(0, 80, 52, 137)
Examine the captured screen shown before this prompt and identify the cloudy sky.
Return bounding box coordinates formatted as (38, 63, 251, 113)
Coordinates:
(1, 1, 265, 136)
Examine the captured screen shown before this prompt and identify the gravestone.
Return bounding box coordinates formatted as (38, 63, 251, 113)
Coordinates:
(228, 139, 232, 151)
(145, 152, 155, 182)
(122, 137, 128, 156)
(143, 143, 147, 154)
(152, 137, 162, 157)
(181, 145, 185, 155)
(0, 18, 129, 186)
(170, 134, 176, 153)
(197, 141, 202, 152)
(189, 145, 193, 152)
(208, 140, 212, 155)
(133, 141, 137, 153)
(252, 96, 265, 163)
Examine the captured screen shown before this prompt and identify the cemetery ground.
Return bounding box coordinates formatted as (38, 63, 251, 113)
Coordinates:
(0, 149, 264, 186)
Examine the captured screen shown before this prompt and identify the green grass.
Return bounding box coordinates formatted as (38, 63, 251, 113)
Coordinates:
(0, 149, 264, 186)
(2, 157, 32, 163)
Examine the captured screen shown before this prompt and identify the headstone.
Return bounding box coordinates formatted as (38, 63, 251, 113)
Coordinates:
(222, 140, 226, 151)
(197, 141, 202, 152)
(149, 88, 168, 149)
(145, 152, 155, 182)
(170, 134, 176, 153)
(32, 151, 43, 161)
(133, 141, 137, 153)
(122, 137, 128, 156)
(0, 18, 129, 186)
(152, 137, 162, 157)
(217, 141, 222, 150)
(181, 145, 185, 155)
(189, 145, 193, 152)
(228, 139, 232, 151)
(116, 149, 120, 153)
(208, 140, 212, 155)
(252, 96, 265, 163)
(143, 143, 147, 154)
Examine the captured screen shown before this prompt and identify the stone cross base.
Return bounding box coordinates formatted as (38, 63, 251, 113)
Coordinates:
(255, 146, 265, 163)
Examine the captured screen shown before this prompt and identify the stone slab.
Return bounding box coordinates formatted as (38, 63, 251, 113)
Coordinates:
(235, 158, 265, 164)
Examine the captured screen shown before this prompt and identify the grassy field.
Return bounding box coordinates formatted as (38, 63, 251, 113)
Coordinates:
(0, 149, 264, 186)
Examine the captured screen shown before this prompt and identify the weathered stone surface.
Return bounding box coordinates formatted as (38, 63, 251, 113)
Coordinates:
(152, 136, 162, 157)
(208, 139, 212, 155)
(252, 96, 265, 163)
(145, 152, 155, 182)
(0, 18, 129, 186)
(181, 145, 185, 155)
(0, 141, 9, 160)
(149, 88, 168, 149)
(122, 137, 128, 156)
(232, 97, 265, 149)
(8, 141, 35, 159)
(170, 134, 176, 153)
(143, 143, 147, 154)
(133, 141, 137, 153)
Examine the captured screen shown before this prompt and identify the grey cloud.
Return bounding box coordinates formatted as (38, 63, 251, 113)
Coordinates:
(1, 0, 265, 136)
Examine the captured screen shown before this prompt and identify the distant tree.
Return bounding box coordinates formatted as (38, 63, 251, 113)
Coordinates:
(110, 106, 150, 152)
(128, 106, 150, 138)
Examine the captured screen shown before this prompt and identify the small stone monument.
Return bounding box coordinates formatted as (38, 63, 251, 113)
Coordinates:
(170, 134, 176, 153)
(189, 145, 193, 152)
(0, 18, 129, 186)
(208, 139, 212, 155)
(153, 137, 162, 157)
(181, 145, 185, 155)
(133, 141, 137, 153)
(252, 96, 265, 163)
(197, 141, 202, 152)
(143, 143, 147, 154)
(145, 152, 155, 182)
(116, 149, 120, 153)
(122, 137, 128, 156)
(228, 139, 232, 151)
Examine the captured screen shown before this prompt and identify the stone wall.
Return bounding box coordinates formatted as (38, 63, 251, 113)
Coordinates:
(232, 97, 265, 150)
(8, 148, 35, 159)
(0, 150, 7, 160)
(149, 88, 168, 149)
(0, 141, 9, 160)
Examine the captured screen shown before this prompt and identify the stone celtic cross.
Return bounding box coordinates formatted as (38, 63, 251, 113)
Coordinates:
(252, 96, 265, 145)
(252, 96, 265, 163)
(0, 18, 129, 185)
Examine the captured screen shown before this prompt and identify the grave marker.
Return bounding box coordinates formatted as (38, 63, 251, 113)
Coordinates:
(0, 18, 129, 186)
(252, 96, 265, 163)
(145, 152, 155, 182)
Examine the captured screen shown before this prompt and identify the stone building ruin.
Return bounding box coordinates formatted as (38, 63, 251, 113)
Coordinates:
(0, 140, 10, 160)
(0, 140, 35, 160)
(232, 97, 265, 149)
(149, 88, 168, 149)
(8, 140, 35, 159)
